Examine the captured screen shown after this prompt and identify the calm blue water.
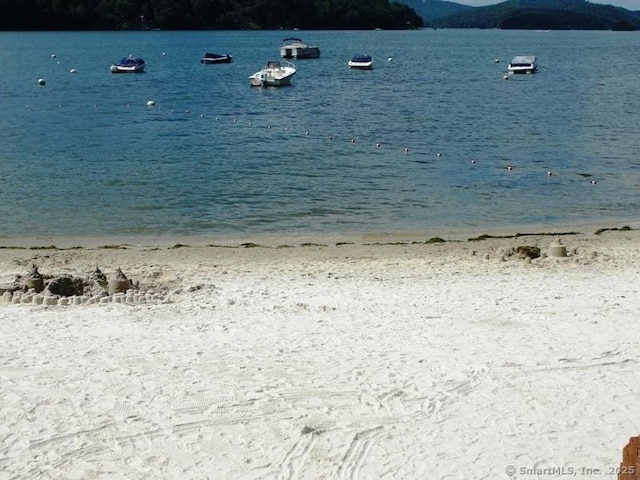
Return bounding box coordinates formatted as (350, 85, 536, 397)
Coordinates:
(1, 30, 639, 238)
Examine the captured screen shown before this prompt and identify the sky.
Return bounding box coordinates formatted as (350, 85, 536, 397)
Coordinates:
(455, 0, 640, 9)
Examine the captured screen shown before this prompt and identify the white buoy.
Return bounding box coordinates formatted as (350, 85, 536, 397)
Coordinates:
(146, 100, 155, 107)
(388, 57, 393, 62)
(590, 179, 597, 184)
(547, 171, 553, 176)
(503, 75, 509, 80)
(69, 68, 76, 73)
(37, 78, 46, 85)
(495, 58, 499, 63)
(51, 54, 56, 58)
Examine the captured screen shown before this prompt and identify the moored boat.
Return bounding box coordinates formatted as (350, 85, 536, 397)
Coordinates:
(201, 52, 233, 64)
(348, 54, 374, 70)
(249, 60, 296, 87)
(110, 55, 145, 73)
(280, 38, 320, 59)
(508, 55, 538, 74)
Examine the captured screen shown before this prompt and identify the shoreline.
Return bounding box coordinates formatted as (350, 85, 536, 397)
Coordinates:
(1, 223, 639, 304)
(0, 219, 637, 250)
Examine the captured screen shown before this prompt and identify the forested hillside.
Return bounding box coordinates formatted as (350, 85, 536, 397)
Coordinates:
(400, 0, 472, 23)
(0, 0, 424, 30)
(2, 0, 638, 31)
(430, 0, 640, 29)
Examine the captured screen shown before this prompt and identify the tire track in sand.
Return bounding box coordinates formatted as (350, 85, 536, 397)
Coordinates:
(337, 426, 386, 480)
(277, 429, 320, 480)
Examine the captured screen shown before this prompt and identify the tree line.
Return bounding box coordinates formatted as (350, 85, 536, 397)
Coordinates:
(0, 0, 424, 30)
(428, 0, 639, 30)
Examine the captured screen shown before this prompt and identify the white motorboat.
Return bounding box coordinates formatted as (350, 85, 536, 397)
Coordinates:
(508, 55, 538, 74)
(348, 54, 374, 70)
(280, 38, 320, 59)
(249, 60, 296, 87)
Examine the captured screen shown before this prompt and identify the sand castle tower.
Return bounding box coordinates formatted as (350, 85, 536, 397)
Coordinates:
(24, 264, 45, 293)
(549, 236, 567, 258)
(108, 267, 130, 295)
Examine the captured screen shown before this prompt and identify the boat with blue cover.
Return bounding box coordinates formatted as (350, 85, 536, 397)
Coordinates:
(348, 54, 374, 70)
(110, 55, 145, 73)
(201, 53, 233, 64)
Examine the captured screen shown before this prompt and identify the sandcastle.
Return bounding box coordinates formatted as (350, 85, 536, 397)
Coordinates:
(24, 264, 45, 293)
(1, 265, 168, 306)
(549, 236, 568, 257)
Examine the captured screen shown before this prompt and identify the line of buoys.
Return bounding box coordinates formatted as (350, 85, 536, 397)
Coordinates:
(20, 96, 601, 185)
(200, 114, 600, 181)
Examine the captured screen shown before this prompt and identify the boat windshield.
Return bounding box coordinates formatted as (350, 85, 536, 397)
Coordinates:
(120, 56, 144, 65)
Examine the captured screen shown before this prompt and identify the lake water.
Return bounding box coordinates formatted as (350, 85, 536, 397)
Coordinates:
(1, 29, 639, 239)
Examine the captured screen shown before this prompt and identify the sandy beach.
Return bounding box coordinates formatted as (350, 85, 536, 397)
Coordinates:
(1, 225, 639, 479)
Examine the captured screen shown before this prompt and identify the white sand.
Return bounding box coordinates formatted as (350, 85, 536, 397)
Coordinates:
(1, 227, 639, 479)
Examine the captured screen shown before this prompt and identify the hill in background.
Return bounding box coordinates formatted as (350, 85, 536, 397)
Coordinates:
(1, 0, 638, 31)
(400, 0, 473, 22)
(404, 0, 640, 30)
(0, 0, 424, 30)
